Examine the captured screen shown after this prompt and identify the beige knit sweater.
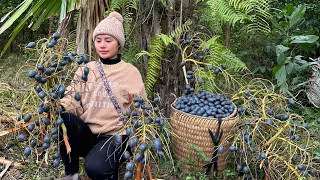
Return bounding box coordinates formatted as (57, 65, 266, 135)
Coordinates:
(60, 60, 147, 135)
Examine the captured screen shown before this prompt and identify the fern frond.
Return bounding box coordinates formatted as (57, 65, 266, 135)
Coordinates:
(122, 0, 137, 35)
(207, 0, 271, 33)
(136, 51, 151, 58)
(105, 0, 137, 35)
(200, 75, 216, 93)
(158, 0, 168, 9)
(158, 34, 175, 46)
(107, 0, 124, 12)
(67, 30, 77, 53)
(144, 36, 166, 96)
(247, 0, 271, 33)
(142, 21, 192, 96)
(197, 36, 247, 93)
(122, 42, 141, 66)
(210, 0, 248, 26)
(205, 35, 247, 72)
(168, 20, 192, 39)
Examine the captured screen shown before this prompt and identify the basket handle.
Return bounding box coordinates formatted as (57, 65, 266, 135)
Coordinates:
(204, 117, 223, 176)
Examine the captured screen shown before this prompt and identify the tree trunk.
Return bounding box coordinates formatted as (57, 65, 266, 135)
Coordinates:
(153, 2, 161, 36)
(57, 11, 74, 51)
(136, 0, 152, 77)
(48, 16, 54, 37)
(225, 22, 230, 49)
(76, 6, 88, 55)
(152, 0, 189, 116)
(76, 0, 109, 59)
(182, 0, 190, 9)
(167, 0, 175, 35)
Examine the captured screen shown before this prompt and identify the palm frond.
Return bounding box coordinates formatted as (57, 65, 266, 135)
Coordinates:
(0, 0, 79, 57)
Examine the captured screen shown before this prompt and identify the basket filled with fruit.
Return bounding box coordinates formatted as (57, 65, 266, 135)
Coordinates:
(168, 29, 246, 176)
(170, 87, 240, 175)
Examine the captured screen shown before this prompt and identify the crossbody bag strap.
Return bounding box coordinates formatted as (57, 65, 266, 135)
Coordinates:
(96, 62, 126, 124)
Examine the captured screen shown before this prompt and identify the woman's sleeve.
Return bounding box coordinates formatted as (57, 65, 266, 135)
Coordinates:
(140, 81, 148, 100)
(60, 67, 85, 116)
(136, 71, 148, 99)
(130, 66, 148, 100)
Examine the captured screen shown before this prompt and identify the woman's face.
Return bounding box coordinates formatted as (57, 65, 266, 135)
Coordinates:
(94, 34, 119, 59)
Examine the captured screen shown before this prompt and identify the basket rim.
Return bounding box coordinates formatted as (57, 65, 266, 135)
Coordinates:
(170, 97, 238, 122)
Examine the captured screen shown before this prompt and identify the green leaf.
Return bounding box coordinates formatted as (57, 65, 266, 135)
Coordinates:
(276, 53, 286, 64)
(291, 76, 304, 85)
(294, 55, 303, 61)
(303, 107, 320, 121)
(288, 4, 306, 29)
(0, 0, 33, 34)
(284, 4, 295, 16)
(32, 0, 60, 30)
(60, 0, 67, 23)
(158, 34, 174, 46)
(272, 49, 290, 77)
(158, 0, 167, 9)
(253, 66, 266, 73)
(276, 45, 289, 57)
(1, 0, 47, 57)
(279, 21, 289, 28)
(0, 2, 25, 23)
(67, 0, 76, 11)
(205, 35, 220, 48)
(279, 82, 289, 94)
(264, 45, 273, 53)
(186, 143, 206, 161)
(286, 61, 293, 75)
(275, 66, 287, 86)
(290, 35, 319, 44)
(270, 18, 285, 33)
(1, 17, 27, 57)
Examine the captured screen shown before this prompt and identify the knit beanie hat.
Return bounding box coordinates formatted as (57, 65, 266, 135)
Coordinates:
(93, 11, 125, 49)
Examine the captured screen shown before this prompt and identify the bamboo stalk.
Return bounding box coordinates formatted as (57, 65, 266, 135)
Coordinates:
(136, 162, 142, 180)
(0, 158, 23, 167)
(40, 113, 50, 143)
(146, 164, 153, 180)
(0, 122, 33, 137)
(264, 157, 270, 180)
(0, 161, 11, 179)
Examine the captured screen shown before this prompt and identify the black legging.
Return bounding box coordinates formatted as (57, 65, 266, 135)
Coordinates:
(59, 112, 128, 180)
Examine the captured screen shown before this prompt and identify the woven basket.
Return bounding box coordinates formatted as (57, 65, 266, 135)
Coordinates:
(306, 71, 320, 108)
(170, 100, 240, 176)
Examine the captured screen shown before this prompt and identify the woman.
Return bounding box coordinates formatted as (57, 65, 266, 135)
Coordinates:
(58, 11, 147, 180)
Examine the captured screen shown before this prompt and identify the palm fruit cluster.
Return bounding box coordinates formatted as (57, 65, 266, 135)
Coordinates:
(110, 97, 173, 179)
(225, 79, 316, 179)
(0, 32, 90, 167)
